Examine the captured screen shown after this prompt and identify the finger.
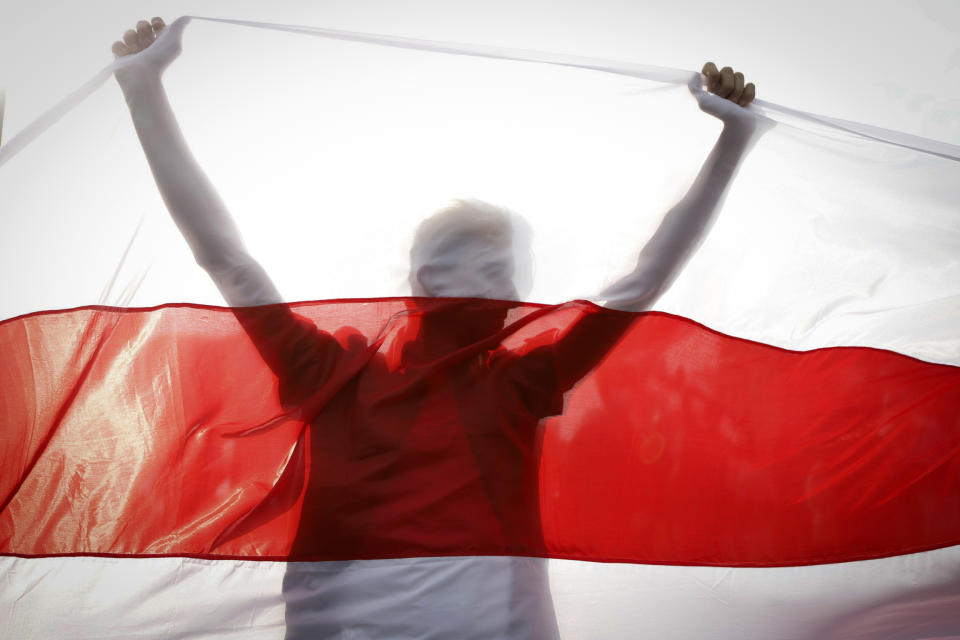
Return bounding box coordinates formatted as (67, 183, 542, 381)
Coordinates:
(123, 29, 140, 54)
(112, 40, 129, 58)
(701, 61, 719, 89)
(136, 20, 155, 48)
(729, 72, 745, 103)
(151, 17, 166, 33)
(717, 66, 735, 98)
(738, 82, 756, 107)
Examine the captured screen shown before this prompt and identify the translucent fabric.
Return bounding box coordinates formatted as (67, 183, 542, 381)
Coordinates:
(1, 15, 959, 640)
(1, 18, 957, 363)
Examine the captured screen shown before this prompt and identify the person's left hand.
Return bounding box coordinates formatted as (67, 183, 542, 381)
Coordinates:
(701, 63, 754, 106)
(693, 62, 768, 135)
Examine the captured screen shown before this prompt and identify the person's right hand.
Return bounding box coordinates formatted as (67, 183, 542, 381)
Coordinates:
(112, 17, 187, 82)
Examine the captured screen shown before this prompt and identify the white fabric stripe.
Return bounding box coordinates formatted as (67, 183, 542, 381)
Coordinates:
(2, 16, 957, 171)
(2, 548, 959, 639)
(1, 15, 957, 366)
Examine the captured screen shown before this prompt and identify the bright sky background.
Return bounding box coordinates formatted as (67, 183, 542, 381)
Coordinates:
(2, 0, 959, 145)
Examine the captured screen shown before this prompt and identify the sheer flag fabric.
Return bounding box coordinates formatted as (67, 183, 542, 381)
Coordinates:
(1, 16, 959, 639)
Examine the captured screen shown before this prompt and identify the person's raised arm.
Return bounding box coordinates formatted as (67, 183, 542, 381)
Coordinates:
(113, 17, 281, 307)
(600, 63, 767, 312)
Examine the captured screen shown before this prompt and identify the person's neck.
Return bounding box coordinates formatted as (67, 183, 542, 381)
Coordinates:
(402, 298, 512, 365)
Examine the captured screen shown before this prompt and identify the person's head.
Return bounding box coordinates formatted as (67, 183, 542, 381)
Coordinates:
(409, 199, 533, 300)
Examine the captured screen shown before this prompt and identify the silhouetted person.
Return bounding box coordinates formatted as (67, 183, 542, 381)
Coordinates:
(114, 17, 762, 639)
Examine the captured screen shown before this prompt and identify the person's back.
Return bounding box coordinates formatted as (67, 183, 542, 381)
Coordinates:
(229, 205, 633, 636)
(268, 298, 573, 637)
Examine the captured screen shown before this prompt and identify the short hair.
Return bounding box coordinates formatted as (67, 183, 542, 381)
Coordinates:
(409, 199, 533, 298)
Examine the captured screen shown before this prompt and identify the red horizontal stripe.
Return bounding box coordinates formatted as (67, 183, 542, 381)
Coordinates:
(1, 298, 958, 566)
